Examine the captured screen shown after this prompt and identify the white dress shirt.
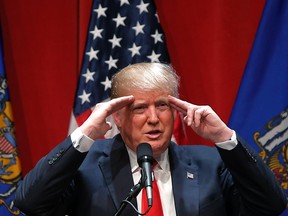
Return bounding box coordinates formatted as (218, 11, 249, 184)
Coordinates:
(126, 146, 176, 216)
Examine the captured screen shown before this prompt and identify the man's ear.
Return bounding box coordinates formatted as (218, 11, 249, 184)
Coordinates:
(112, 111, 122, 128)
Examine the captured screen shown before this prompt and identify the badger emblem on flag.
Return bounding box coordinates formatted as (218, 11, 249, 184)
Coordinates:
(254, 108, 288, 191)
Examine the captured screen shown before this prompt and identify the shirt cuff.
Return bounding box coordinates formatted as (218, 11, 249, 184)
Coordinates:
(71, 127, 94, 153)
(215, 130, 238, 150)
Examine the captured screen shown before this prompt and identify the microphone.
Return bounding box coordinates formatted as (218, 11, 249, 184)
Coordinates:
(137, 143, 154, 207)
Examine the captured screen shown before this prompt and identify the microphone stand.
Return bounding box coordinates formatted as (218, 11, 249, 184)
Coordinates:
(114, 179, 144, 216)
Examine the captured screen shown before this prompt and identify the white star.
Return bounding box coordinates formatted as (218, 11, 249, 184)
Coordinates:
(113, 14, 126, 28)
(105, 56, 118, 70)
(132, 21, 145, 36)
(128, 43, 141, 57)
(86, 47, 99, 61)
(90, 26, 103, 40)
(93, 4, 107, 18)
(137, 0, 149, 14)
(78, 90, 91, 104)
(101, 76, 111, 91)
(147, 51, 161, 62)
(82, 69, 95, 83)
(109, 35, 122, 48)
(151, 30, 163, 43)
(120, 0, 129, 6)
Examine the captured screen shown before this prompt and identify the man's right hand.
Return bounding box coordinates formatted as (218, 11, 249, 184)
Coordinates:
(79, 95, 134, 140)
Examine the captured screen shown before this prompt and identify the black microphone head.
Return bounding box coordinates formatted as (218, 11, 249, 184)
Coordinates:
(136, 143, 154, 166)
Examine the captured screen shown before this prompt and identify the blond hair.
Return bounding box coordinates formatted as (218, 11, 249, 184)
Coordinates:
(111, 62, 179, 98)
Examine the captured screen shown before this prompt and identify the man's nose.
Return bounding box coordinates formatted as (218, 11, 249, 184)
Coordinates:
(147, 107, 159, 124)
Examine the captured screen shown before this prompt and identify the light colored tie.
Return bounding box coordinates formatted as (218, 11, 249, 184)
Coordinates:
(142, 165, 163, 216)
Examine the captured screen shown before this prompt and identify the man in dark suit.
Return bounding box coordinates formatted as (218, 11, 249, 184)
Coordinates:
(15, 62, 287, 216)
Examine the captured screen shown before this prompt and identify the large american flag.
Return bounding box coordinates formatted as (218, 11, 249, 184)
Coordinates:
(69, 0, 187, 143)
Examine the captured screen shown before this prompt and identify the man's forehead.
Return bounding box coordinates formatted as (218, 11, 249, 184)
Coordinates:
(132, 95, 168, 102)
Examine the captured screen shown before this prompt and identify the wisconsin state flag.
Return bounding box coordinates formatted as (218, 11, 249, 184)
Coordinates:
(0, 27, 24, 215)
(229, 0, 288, 215)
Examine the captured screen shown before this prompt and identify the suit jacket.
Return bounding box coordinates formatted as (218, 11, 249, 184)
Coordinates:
(15, 134, 286, 216)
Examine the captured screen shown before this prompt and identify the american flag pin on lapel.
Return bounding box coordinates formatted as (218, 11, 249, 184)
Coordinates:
(187, 172, 194, 179)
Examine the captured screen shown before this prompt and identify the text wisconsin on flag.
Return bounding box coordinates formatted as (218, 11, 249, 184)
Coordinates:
(69, 0, 174, 138)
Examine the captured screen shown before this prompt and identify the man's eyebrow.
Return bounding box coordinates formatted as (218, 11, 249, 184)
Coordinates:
(155, 97, 169, 102)
(128, 100, 147, 108)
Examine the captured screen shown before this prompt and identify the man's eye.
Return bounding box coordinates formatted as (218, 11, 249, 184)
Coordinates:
(157, 103, 169, 111)
(133, 106, 145, 113)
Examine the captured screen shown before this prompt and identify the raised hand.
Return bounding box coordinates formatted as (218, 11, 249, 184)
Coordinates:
(168, 95, 233, 143)
(79, 95, 134, 140)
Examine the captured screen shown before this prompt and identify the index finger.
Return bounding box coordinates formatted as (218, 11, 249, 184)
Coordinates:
(168, 95, 189, 115)
(107, 95, 135, 115)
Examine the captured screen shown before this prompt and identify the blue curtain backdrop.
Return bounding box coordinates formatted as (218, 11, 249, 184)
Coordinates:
(229, 0, 288, 215)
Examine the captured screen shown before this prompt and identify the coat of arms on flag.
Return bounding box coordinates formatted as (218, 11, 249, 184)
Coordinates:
(0, 26, 23, 216)
(255, 108, 288, 191)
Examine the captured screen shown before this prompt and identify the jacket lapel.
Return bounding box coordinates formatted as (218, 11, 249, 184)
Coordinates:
(99, 135, 138, 216)
(98, 138, 200, 216)
(169, 143, 199, 216)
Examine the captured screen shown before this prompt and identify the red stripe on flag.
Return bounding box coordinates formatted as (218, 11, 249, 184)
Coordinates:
(173, 112, 188, 145)
(75, 109, 92, 126)
(0, 136, 14, 154)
